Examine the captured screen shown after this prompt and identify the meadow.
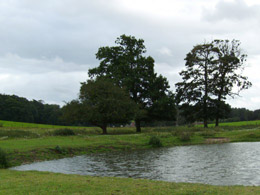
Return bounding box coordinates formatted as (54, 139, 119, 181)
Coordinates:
(0, 120, 260, 194)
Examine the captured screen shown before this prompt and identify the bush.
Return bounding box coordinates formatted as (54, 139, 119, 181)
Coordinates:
(178, 131, 193, 142)
(148, 136, 162, 147)
(54, 145, 66, 154)
(53, 129, 75, 136)
(0, 148, 8, 168)
(245, 133, 260, 139)
(0, 130, 38, 138)
(198, 130, 216, 138)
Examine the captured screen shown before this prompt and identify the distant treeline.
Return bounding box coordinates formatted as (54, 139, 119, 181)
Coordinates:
(0, 94, 260, 126)
(0, 94, 62, 125)
(224, 108, 260, 122)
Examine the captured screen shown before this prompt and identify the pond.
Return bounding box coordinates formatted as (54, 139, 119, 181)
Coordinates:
(11, 142, 260, 186)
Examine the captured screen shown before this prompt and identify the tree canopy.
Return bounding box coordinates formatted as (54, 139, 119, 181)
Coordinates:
(0, 94, 62, 125)
(176, 43, 219, 127)
(176, 40, 251, 127)
(211, 40, 252, 126)
(89, 34, 176, 132)
(62, 78, 136, 134)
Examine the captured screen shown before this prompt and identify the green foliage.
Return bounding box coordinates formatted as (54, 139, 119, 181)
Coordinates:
(176, 39, 251, 127)
(198, 130, 216, 138)
(53, 129, 75, 136)
(176, 43, 219, 128)
(212, 40, 251, 126)
(89, 34, 176, 132)
(243, 133, 260, 139)
(148, 136, 162, 147)
(0, 130, 39, 138)
(0, 148, 8, 168)
(0, 122, 3, 127)
(54, 145, 66, 154)
(177, 131, 193, 142)
(0, 94, 62, 125)
(63, 78, 137, 134)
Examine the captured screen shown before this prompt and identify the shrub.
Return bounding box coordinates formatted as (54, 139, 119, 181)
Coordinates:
(148, 136, 162, 147)
(53, 129, 75, 136)
(0, 148, 8, 168)
(0, 122, 3, 127)
(245, 133, 260, 139)
(178, 131, 193, 142)
(198, 130, 216, 138)
(0, 130, 39, 138)
(54, 145, 66, 154)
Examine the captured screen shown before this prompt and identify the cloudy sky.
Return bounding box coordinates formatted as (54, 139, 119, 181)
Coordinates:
(0, 0, 260, 110)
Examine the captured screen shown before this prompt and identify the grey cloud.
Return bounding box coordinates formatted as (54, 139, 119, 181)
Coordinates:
(0, 71, 88, 105)
(0, 54, 90, 74)
(0, 0, 121, 65)
(203, 0, 259, 22)
(0, 0, 259, 109)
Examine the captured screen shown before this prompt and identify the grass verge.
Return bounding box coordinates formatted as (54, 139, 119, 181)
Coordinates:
(0, 170, 259, 194)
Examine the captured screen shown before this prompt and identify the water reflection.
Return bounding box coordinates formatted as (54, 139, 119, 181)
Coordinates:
(12, 142, 260, 186)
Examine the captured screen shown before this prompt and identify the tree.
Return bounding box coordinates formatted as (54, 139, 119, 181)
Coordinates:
(175, 43, 219, 127)
(176, 40, 251, 127)
(89, 34, 176, 132)
(212, 40, 252, 126)
(62, 78, 136, 134)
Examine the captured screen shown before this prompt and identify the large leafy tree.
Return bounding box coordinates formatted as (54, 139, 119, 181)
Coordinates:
(176, 40, 251, 127)
(89, 34, 175, 132)
(176, 43, 219, 127)
(212, 40, 252, 126)
(62, 78, 136, 134)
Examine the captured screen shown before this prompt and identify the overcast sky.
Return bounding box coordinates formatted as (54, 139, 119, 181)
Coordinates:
(0, 0, 260, 110)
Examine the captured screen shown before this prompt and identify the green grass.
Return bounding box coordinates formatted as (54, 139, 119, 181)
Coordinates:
(0, 170, 259, 194)
(0, 127, 259, 167)
(0, 120, 93, 129)
(205, 120, 260, 127)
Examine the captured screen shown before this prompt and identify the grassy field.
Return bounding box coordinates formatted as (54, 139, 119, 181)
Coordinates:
(1, 119, 260, 128)
(209, 120, 260, 127)
(0, 120, 260, 194)
(0, 120, 89, 129)
(0, 170, 259, 194)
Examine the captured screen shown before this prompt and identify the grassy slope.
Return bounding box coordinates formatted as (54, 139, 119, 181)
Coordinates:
(2, 119, 260, 128)
(0, 170, 259, 194)
(201, 120, 260, 127)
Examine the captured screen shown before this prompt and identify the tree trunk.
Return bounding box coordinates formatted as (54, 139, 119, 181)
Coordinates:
(204, 63, 208, 128)
(101, 125, 107, 134)
(215, 85, 224, 127)
(215, 99, 220, 127)
(204, 116, 208, 128)
(135, 119, 141, 133)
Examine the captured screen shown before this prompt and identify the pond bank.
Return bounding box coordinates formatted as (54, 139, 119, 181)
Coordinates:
(1, 127, 260, 167)
(1, 170, 259, 194)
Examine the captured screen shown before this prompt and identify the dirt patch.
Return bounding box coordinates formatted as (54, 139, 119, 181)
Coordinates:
(205, 137, 230, 144)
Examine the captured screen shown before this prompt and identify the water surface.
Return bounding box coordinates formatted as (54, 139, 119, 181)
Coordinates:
(12, 142, 260, 186)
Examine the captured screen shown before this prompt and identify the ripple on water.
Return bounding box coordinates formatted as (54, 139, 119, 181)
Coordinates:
(11, 142, 260, 186)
